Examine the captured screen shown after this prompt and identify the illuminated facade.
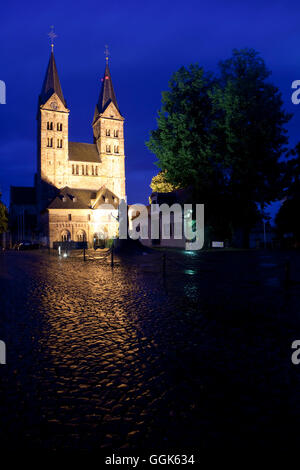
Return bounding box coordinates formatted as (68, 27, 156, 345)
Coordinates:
(36, 49, 126, 247)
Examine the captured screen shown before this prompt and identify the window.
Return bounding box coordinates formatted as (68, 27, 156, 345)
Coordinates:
(114, 130, 119, 137)
(82, 165, 85, 175)
(92, 166, 94, 176)
(61, 230, 70, 241)
(47, 122, 53, 130)
(68, 214, 72, 221)
(57, 123, 62, 131)
(114, 145, 119, 153)
(95, 166, 98, 176)
(47, 137, 53, 147)
(72, 164, 75, 175)
(86, 165, 89, 175)
(106, 129, 110, 136)
(76, 165, 79, 175)
(77, 230, 86, 241)
(106, 145, 111, 153)
(57, 139, 63, 148)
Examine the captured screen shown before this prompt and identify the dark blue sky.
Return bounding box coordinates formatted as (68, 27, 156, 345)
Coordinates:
(1, 0, 300, 217)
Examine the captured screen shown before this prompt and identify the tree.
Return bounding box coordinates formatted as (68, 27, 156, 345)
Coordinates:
(150, 171, 181, 193)
(0, 197, 8, 234)
(146, 49, 291, 244)
(146, 64, 218, 194)
(211, 49, 291, 217)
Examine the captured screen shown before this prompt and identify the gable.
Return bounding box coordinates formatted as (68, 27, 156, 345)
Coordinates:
(40, 93, 68, 113)
(101, 101, 123, 120)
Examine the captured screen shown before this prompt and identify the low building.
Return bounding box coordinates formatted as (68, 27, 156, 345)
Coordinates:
(41, 186, 119, 247)
(9, 186, 37, 245)
(136, 188, 193, 249)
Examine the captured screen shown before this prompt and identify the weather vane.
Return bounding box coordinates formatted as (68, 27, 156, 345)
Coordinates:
(48, 26, 57, 51)
(104, 45, 110, 62)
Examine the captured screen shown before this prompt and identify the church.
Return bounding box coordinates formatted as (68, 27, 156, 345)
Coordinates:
(10, 46, 126, 248)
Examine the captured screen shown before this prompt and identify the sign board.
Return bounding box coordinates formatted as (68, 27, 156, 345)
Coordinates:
(212, 241, 224, 248)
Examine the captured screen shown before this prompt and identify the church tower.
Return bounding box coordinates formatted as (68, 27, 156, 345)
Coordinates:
(92, 57, 126, 200)
(37, 47, 69, 210)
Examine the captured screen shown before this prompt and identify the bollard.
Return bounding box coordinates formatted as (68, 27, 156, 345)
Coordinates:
(111, 246, 114, 268)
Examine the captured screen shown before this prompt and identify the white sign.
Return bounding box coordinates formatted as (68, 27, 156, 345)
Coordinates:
(0, 80, 6, 104)
(0, 340, 6, 364)
(212, 241, 224, 248)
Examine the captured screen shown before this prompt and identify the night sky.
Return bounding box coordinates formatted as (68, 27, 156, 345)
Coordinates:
(1, 0, 300, 218)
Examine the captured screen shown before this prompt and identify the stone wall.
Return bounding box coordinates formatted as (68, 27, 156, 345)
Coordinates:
(48, 208, 119, 248)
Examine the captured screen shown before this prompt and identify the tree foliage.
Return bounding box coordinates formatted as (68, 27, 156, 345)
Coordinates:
(0, 200, 8, 234)
(150, 171, 181, 193)
(146, 49, 291, 239)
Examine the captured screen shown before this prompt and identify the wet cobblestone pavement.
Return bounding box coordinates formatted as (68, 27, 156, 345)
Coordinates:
(1, 249, 300, 452)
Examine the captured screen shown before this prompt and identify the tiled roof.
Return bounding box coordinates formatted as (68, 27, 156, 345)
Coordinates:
(94, 62, 120, 119)
(39, 51, 66, 107)
(47, 187, 94, 209)
(47, 186, 119, 210)
(151, 187, 193, 205)
(92, 187, 119, 209)
(68, 142, 100, 163)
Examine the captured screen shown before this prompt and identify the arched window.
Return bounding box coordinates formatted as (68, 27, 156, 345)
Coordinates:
(72, 164, 75, 175)
(57, 123, 62, 131)
(76, 230, 86, 242)
(47, 122, 53, 130)
(57, 139, 63, 148)
(114, 145, 119, 153)
(61, 230, 71, 242)
(95, 166, 98, 176)
(47, 137, 53, 147)
(76, 165, 79, 175)
(106, 145, 111, 153)
(106, 129, 110, 136)
(114, 129, 119, 137)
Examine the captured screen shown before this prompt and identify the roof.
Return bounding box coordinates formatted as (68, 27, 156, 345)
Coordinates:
(10, 186, 36, 206)
(151, 187, 193, 205)
(92, 187, 119, 209)
(47, 186, 119, 210)
(39, 51, 66, 107)
(68, 142, 100, 163)
(94, 62, 120, 119)
(48, 187, 95, 209)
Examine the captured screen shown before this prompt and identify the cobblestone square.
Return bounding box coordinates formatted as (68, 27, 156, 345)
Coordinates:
(0, 249, 300, 452)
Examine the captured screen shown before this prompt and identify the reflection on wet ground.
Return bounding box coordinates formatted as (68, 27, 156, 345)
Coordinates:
(1, 249, 300, 452)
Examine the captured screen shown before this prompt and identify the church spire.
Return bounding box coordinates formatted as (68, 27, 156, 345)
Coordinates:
(95, 55, 120, 118)
(39, 49, 66, 108)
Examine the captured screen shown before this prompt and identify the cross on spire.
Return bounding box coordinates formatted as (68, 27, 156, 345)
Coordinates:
(104, 45, 109, 62)
(48, 26, 57, 52)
